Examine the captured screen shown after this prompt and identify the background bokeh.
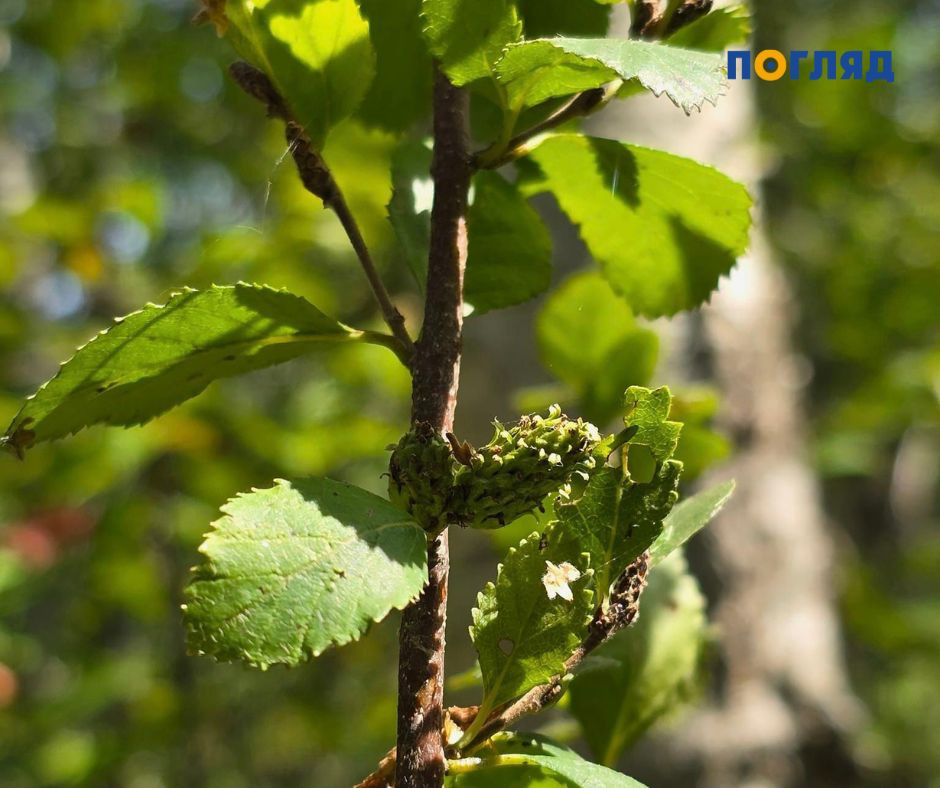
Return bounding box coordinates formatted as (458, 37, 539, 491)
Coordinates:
(1, 1, 937, 786)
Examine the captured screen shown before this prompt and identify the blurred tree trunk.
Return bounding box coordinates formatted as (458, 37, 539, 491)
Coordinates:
(592, 18, 862, 787)
(682, 243, 863, 788)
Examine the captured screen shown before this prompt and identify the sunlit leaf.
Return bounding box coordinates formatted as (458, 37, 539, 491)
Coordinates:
(495, 41, 615, 110)
(448, 732, 649, 786)
(496, 38, 726, 113)
(623, 386, 683, 462)
(421, 0, 521, 86)
(447, 764, 568, 787)
(2, 284, 386, 454)
(184, 477, 427, 667)
(202, 0, 375, 146)
(527, 135, 751, 318)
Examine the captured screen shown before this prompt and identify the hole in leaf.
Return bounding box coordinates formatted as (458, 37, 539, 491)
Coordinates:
(627, 444, 656, 483)
(498, 638, 514, 655)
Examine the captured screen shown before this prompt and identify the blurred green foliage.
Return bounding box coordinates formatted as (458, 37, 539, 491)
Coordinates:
(0, 0, 734, 782)
(756, 0, 940, 783)
(1, 0, 936, 785)
(0, 2, 412, 785)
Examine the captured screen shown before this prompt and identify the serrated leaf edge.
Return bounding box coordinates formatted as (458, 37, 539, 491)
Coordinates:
(469, 528, 594, 709)
(2, 283, 372, 455)
(527, 135, 753, 317)
(183, 478, 428, 669)
(493, 37, 728, 115)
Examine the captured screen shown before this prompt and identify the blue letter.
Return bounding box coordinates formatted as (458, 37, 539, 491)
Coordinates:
(809, 50, 837, 80)
(840, 51, 863, 80)
(866, 50, 895, 83)
(728, 50, 751, 80)
(790, 50, 809, 80)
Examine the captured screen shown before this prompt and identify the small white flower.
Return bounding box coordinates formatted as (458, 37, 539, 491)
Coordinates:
(542, 560, 581, 602)
(547, 452, 562, 466)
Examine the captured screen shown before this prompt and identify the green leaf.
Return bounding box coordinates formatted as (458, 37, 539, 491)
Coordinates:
(388, 137, 434, 291)
(2, 284, 383, 455)
(207, 0, 374, 146)
(569, 553, 708, 764)
(496, 38, 726, 114)
(494, 41, 615, 110)
(184, 477, 427, 668)
(650, 480, 734, 566)
(449, 732, 649, 787)
(668, 6, 751, 52)
(526, 135, 752, 318)
(556, 37, 726, 114)
(471, 529, 593, 714)
(421, 0, 521, 86)
(537, 272, 658, 423)
(623, 386, 682, 462)
(356, 0, 432, 131)
(555, 463, 681, 604)
(464, 172, 552, 314)
(447, 764, 569, 787)
(518, 0, 611, 38)
(390, 147, 551, 313)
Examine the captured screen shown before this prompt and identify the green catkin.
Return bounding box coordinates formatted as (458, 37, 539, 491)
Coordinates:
(388, 406, 605, 532)
(387, 422, 455, 533)
(452, 405, 604, 529)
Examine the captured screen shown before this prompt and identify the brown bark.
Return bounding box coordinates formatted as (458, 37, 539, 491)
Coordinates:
(395, 69, 472, 788)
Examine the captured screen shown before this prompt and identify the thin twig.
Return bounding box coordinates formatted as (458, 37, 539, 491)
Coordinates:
(355, 747, 397, 788)
(473, 85, 618, 170)
(330, 186, 413, 354)
(631, 0, 663, 38)
(228, 62, 414, 360)
(633, 0, 714, 39)
(665, 0, 713, 35)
